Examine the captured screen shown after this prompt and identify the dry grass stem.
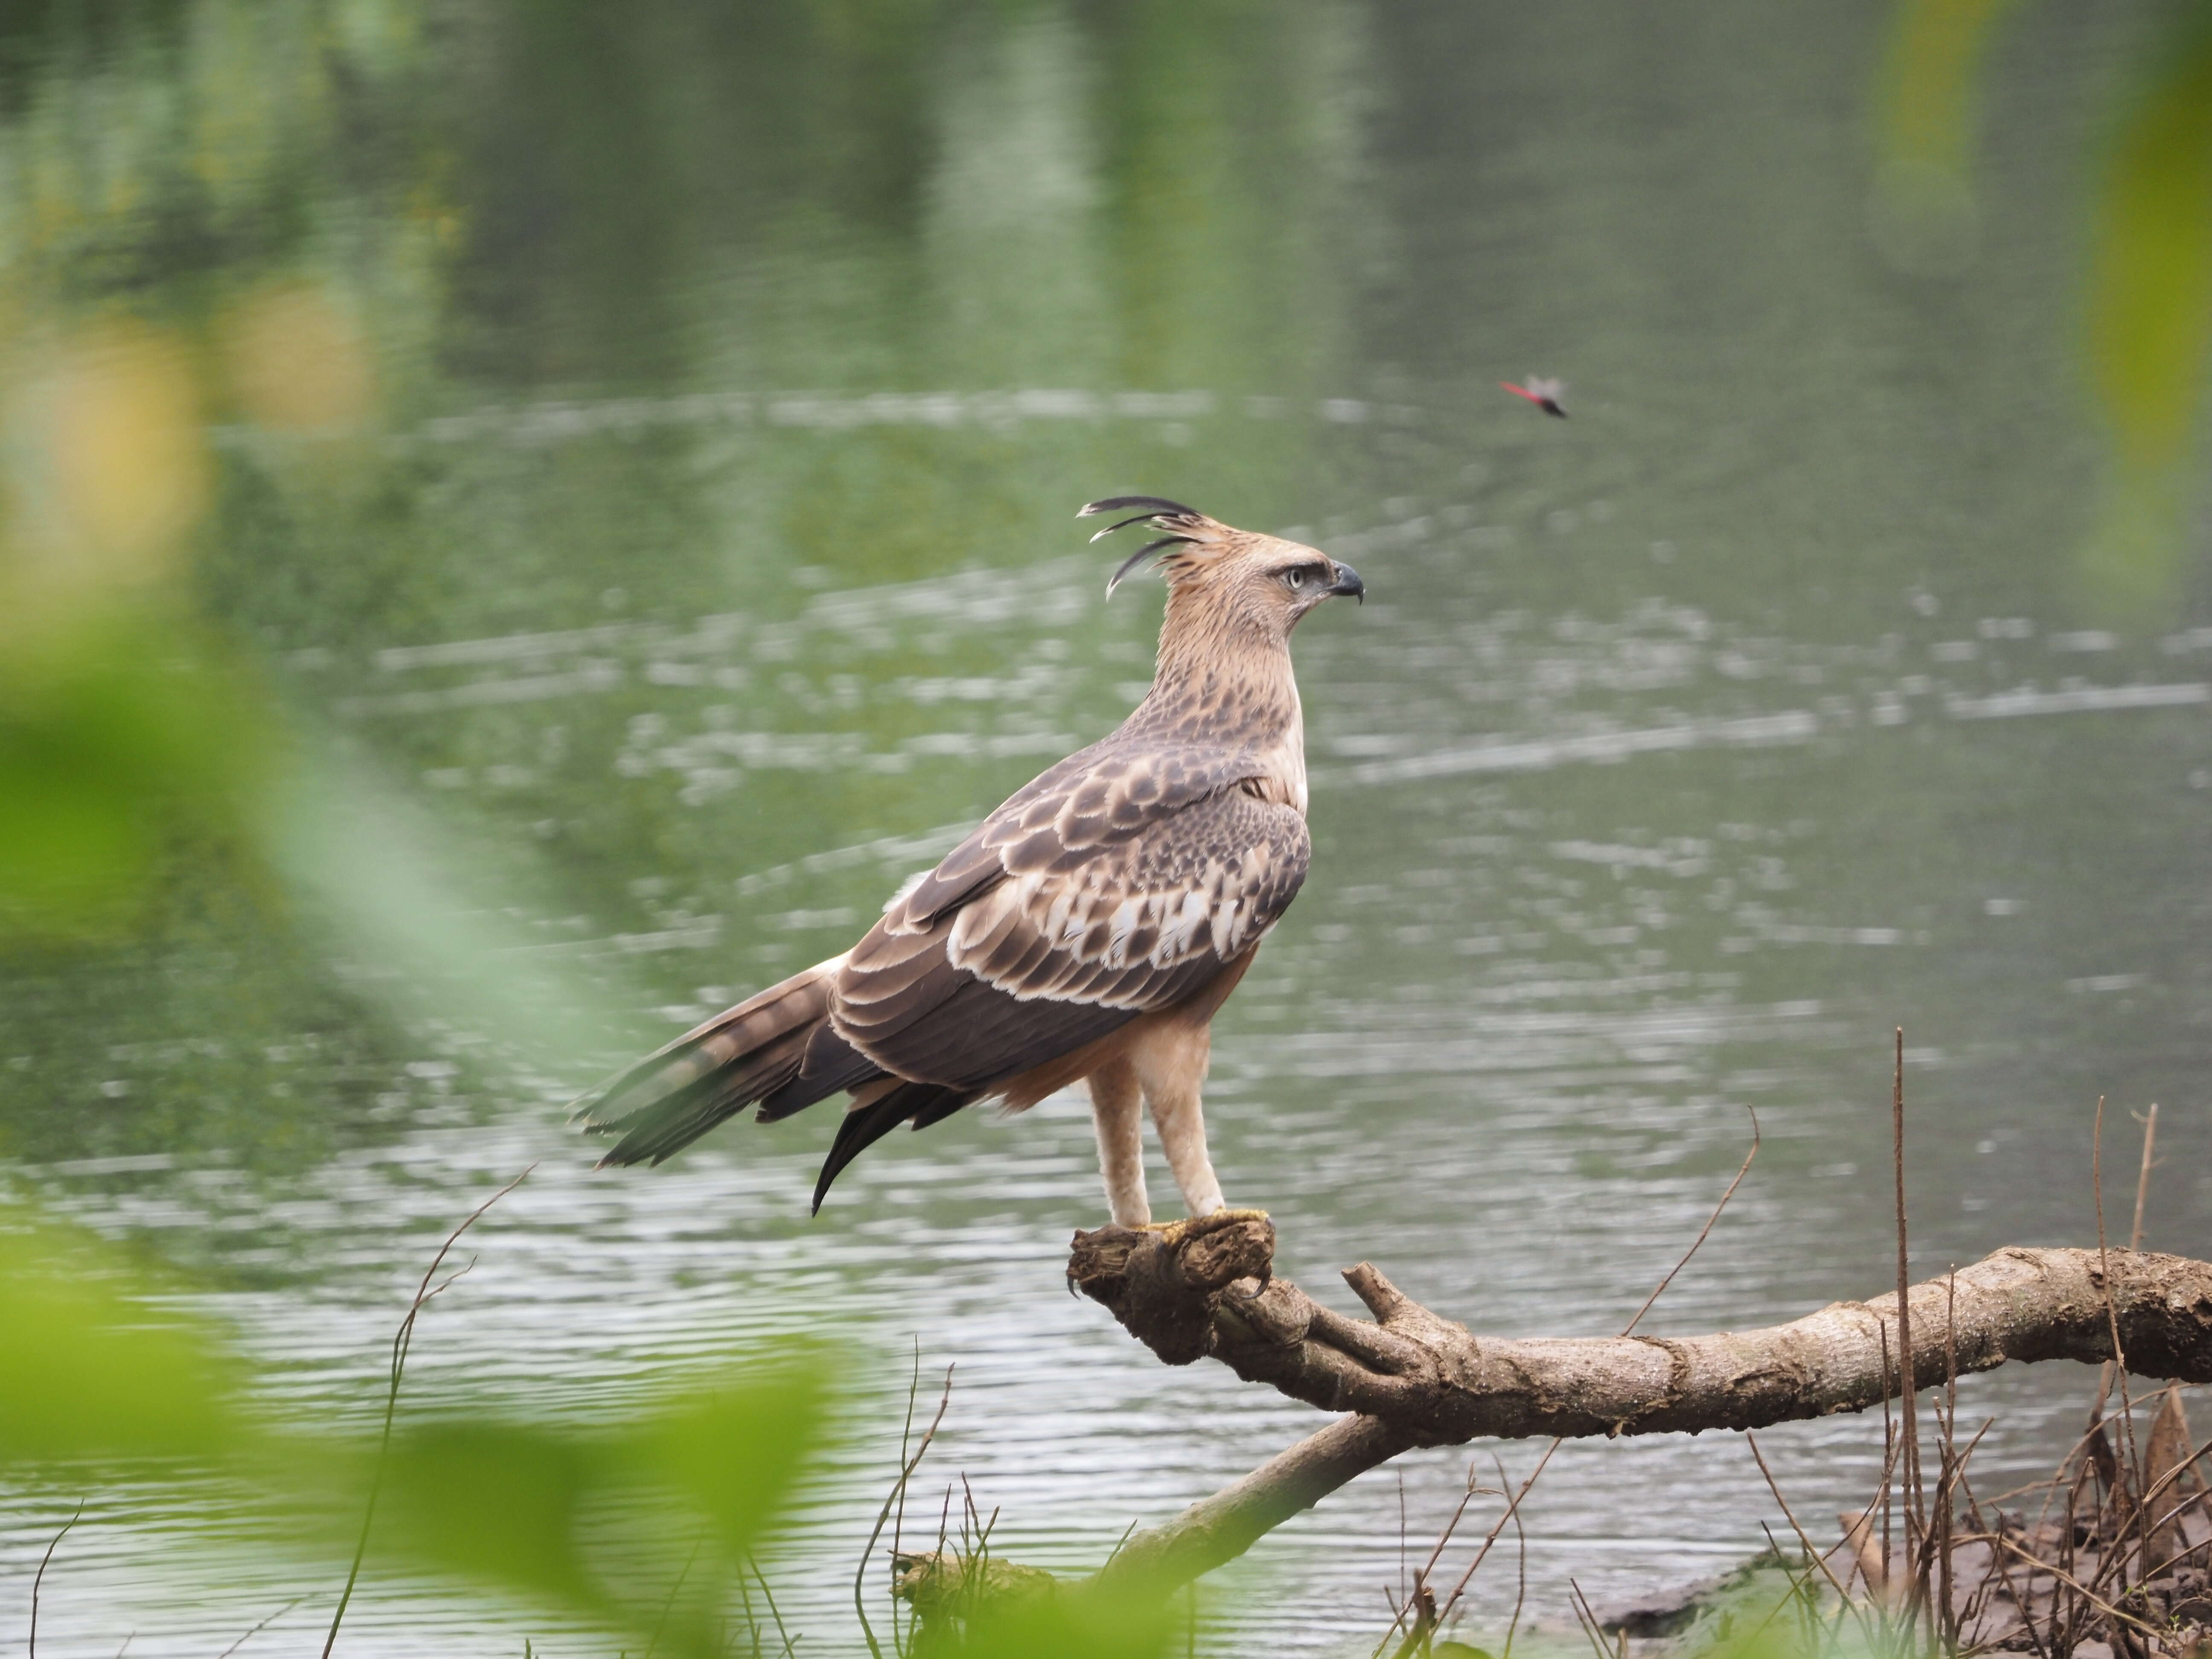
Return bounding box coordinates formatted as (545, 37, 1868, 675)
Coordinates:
(321, 1164, 533, 1659)
(28, 1500, 84, 1659)
(213, 1598, 305, 1659)
(858, 1355, 952, 1659)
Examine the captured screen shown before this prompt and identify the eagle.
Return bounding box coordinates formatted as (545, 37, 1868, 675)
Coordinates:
(573, 498, 1365, 1225)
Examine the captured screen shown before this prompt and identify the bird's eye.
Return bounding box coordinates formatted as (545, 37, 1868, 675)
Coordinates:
(1283, 567, 1308, 591)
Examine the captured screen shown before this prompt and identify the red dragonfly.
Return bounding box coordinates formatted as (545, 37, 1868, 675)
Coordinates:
(1501, 376, 1568, 419)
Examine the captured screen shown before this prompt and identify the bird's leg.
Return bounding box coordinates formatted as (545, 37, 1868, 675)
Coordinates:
(1148, 1089, 1226, 1218)
(1086, 1059, 1151, 1228)
(1133, 1030, 1227, 1219)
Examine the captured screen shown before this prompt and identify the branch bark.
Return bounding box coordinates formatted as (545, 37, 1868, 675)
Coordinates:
(1065, 1215, 2212, 1595)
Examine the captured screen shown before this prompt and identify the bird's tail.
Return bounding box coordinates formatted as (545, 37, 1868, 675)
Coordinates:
(574, 954, 859, 1166)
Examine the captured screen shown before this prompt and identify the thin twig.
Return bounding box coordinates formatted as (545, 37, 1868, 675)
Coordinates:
(1620, 1103, 1761, 1337)
(1955, 1456, 2053, 1659)
(643, 1530, 707, 1659)
(1398, 1470, 1409, 1614)
(1376, 1586, 1413, 1658)
(1434, 1100, 1761, 1627)
(748, 1555, 797, 1659)
(1383, 1578, 1438, 1659)
(1435, 1440, 1558, 1620)
(1566, 1578, 1612, 1659)
(1740, 1525, 1829, 1652)
(1950, 1454, 2035, 1659)
(2133, 1438, 2212, 1554)
(322, 1165, 533, 1659)
(1744, 1433, 1866, 1618)
(2121, 1104, 2160, 1598)
(1373, 1469, 1500, 1659)
(1994, 1537, 2167, 1641)
(1496, 1452, 1531, 1659)
(891, 1343, 920, 1659)
(1416, 1469, 1498, 1591)
(733, 1554, 763, 1656)
(2090, 1100, 2145, 1582)
(1910, 1413, 1996, 1650)
(1892, 1027, 1925, 1644)
(1103, 1518, 1141, 1568)
(2128, 1104, 2158, 1253)
(29, 1501, 84, 1659)
(858, 1353, 946, 1659)
(213, 1596, 305, 1659)
(1938, 1269, 1959, 1650)
(861, 1357, 950, 1659)
(1879, 1318, 1896, 1610)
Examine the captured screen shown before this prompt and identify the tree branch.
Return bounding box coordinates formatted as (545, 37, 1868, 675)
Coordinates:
(1095, 1413, 1414, 1592)
(1060, 1216, 2212, 1594)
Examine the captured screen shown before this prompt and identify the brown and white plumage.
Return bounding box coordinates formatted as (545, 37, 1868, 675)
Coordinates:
(575, 498, 1364, 1222)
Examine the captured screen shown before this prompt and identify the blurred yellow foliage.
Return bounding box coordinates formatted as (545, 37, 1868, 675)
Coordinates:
(0, 316, 274, 940)
(222, 282, 377, 432)
(1880, 0, 2019, 177)
(3, 320, 206, 609)
(2079, 12, 2212, 612)
(2087, 29, 2212, 475)
(1871, 0, 2019, 274)
(1879, 0, 2212, 612)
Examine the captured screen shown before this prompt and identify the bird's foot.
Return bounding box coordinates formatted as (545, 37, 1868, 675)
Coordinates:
(1131, 1207, 1269, 1248)
(1129, 1210, 1273, 1298)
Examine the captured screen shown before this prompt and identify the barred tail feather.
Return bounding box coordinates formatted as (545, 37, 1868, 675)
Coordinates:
(574, 954, 856, 1166)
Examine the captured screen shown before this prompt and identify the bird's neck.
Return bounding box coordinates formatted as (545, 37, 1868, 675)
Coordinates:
(1138, 593, 1302, 750)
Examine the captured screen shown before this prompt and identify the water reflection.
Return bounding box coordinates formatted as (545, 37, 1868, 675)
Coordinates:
(3, 0, 2209, 1654)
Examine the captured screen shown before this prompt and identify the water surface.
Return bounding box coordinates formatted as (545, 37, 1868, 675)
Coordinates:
(3, 2, 2209, 1653)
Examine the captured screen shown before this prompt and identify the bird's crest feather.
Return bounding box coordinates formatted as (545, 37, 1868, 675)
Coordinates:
(1078, 496, 1218, 597)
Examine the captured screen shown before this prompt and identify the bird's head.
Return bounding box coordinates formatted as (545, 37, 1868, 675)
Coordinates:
(1081, 496, 1365, 640)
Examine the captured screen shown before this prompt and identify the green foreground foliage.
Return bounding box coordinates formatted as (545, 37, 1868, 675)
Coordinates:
(0, 1200, 1185, 1656)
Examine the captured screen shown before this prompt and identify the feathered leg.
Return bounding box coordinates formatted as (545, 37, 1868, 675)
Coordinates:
(1131, 1025, 1225, 1218)
(1087, 1058, 1151, 1226)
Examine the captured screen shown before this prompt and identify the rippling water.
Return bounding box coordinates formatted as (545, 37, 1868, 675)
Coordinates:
(3, 1, 2209, 1653)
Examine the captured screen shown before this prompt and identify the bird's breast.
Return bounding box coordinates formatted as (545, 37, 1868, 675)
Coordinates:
(1269, 690, 1309, 816)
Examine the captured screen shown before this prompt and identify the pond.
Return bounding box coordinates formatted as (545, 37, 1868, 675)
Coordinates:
(2, 2, 2208, 1653)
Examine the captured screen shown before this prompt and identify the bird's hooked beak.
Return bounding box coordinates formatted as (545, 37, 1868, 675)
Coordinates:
(1327, 562, 1365, 604)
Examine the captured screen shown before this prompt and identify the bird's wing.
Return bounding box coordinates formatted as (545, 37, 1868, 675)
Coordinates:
(833, 763, 1309, 1091)
(881, 736, 1254, 927)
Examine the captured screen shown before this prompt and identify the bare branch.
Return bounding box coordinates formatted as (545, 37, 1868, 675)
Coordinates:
(1062, 1222, 2212, 1595)
(1094, 1413, 1414, 1592)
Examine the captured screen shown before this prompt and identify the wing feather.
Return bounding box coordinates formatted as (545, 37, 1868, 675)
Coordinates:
(834, 786, 1308, 1089)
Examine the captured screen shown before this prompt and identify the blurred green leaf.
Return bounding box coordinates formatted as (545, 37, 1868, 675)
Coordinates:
(2087, 6, 2212, 469)
(364, 1363, 826, 1612)
(1879, 0, 2019, 177)
(1870, 0, 2019, 273)
(0, 1208, 249, 1464)
(1877, 0, 2212, 607)
(329, 1369, 825, 1659)
(370, 1420, 606, 1605)
(0, 611, 274, 939)
(888, 1548, 1195, 1657)
(0, 1200, 833, 1652)
(951, 1584, 1179, 1659)
(2080, 3, 2212, 610)
(269, 739, 625, 1073)
(627, 1368, 827, 1561)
